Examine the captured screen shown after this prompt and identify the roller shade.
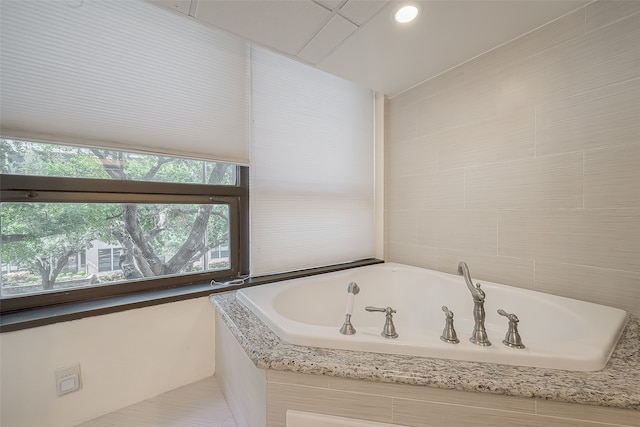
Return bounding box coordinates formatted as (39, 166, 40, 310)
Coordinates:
(0, 0, 250, 164)
(250, 46, 375, 275)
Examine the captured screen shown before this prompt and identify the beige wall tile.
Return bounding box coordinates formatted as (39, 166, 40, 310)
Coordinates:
(386, 175, 419, 211)
(328, 377, 402, 397)
(387, 103, 417, 144)
(387, 210, 417, 244)
(385, 170, 465, 211)
(415, 169, 465, 210)
(385, 0, 640, 322)
(328, 378, 535, 414)
(392, 399, 538, 427)
(537, 399, 640, 426)
(496, 38, 586, 114)
(460, 51, 500, 85)
(437, 250, 535, 291)
(438, 108, 535, 171)
(267, 382, 393, 427)
(465, 152, 583, 209)
(573, 10, 640, 94)
(262, 373, 637, 427)
(498, 7, 585, 66)
(417, 210, 497, 255)
(496, 59, 542, 115)
(267, 370, 329, 389)
(393, 66, 466, 108)
(386, 243, 438, 270)
(584, 145, 640, 208)
(533, 416, 630, 427)
(414, 97, 443, 138)
(262, 372, 637, 427)
(498, 12, 640, 115)
(536, 78, 640, 156)
(499, 209, 640, 273)
(388, 89, 418, 112)
(437, 74, 499, 133)
(416, 73, 498, 137)
(586, 0, 640, 33)
(386, 134, 438, 178)
(535, 261, 640, 315)
(393, 398, 631, 426)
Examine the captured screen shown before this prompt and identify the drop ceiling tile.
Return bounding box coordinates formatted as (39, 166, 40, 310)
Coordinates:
(339, 0, 388, 25)
(313, 0, 345, 11)
(298, 14, 357, 64)
(194, 0, 331, 55)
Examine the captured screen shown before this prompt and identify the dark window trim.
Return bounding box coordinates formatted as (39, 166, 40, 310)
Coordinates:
(1, 174, 248, 197)
(0, 258, 383, 332)
(1, 166, 250, 314)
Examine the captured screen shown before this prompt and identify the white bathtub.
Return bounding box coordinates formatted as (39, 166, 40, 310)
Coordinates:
(237, 263, 628, 371)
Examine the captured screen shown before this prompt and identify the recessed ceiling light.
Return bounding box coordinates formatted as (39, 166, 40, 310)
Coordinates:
(394, 4, 419, 24)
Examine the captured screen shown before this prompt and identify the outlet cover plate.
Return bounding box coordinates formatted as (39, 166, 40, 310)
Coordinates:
(55, 363, 82, 396)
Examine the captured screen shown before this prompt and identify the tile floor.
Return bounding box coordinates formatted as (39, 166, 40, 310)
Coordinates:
(75, 376, 236, 427)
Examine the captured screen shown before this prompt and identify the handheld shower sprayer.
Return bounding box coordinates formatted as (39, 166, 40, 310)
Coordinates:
(339, 282, 360, 335)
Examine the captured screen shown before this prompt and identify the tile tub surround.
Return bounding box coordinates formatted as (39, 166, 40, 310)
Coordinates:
(210, 293, 639, 412)
(384, 1, 640, 317)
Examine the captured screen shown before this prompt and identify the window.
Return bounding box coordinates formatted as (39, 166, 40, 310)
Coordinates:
(0, 139, 249, 312)
(98, 248, 122, 273)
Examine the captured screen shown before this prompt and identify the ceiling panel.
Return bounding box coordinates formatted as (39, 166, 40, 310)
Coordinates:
(299, 14, 357, 64)
(313, 0, 345, 12)
(150, 0, 590, 97)
(339, 0, 388, 25)
(193, 0, 331, 55)
(318, 0, 588, 96)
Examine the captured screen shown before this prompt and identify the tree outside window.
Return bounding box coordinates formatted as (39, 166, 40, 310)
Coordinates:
(0, 140, 243, 301)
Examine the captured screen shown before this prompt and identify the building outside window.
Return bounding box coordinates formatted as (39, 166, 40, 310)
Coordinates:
(98, 247, 122, 273)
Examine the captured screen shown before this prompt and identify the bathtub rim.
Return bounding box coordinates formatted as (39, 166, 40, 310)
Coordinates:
(236, 262, 628, 372)
(211, 291, 640, 410)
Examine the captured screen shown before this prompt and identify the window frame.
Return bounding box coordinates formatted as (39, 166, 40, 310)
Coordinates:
(0, 167, 250, 314)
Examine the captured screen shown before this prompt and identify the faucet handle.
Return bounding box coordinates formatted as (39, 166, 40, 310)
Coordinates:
(365, 306, 398, 338)
(497, 309, 518, 323)
(440, 306, 459, 344)
(497, 309, 525, 349)
(365, 306, 396, 315)
(442, 305, 453, 318)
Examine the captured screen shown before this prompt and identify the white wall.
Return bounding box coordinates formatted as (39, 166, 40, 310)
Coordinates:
(0, 296, 216, 427)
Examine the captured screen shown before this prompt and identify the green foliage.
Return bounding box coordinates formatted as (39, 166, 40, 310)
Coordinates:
(1, 202, 100, 279)
(1, 139, 232, 292)
(1, 139, 107, 179)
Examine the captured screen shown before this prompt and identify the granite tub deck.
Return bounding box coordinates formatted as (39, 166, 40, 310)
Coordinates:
(211, 292, 640, 410)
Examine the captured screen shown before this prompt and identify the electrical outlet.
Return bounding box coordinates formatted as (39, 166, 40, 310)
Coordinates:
(54, 363, 82, 397)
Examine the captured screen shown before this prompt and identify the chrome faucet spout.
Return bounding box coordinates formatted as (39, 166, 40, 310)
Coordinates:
(457, 261, 491, 346)
(457, 262, 484, 302)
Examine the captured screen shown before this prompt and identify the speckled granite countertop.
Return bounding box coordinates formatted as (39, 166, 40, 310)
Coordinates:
(211, 292, 640, 410)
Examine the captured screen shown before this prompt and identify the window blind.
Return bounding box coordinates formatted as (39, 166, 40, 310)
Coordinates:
(0, 0, 250, 164)
(251, 46, 375, 275)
